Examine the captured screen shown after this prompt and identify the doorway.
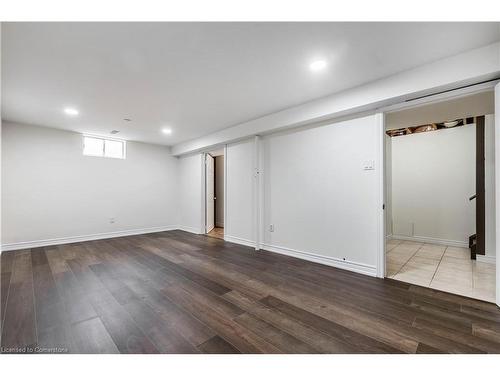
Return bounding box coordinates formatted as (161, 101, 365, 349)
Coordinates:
(205, 149, 225, 240)
(384, 91, 496, 303)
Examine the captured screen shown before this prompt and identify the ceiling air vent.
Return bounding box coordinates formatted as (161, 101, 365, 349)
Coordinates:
(110, 130, 120, 135)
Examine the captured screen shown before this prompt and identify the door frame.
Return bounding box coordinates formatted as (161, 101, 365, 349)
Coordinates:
(202, 147, 227, 237)
(495, 83, 500, 307)
(377, 113, 386, 278)
(379, 84, 498, 307)
(205, 153, 215, 233)
(476, 115, 486, 258)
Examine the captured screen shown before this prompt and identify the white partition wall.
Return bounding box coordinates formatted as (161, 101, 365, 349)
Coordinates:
(224, 139, 256, 247)
(178, 153, 204, 234)
(260, 114, 384, 276)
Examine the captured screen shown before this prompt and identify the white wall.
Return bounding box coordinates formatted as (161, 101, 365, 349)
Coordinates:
(261, 115, 382, 276)
(178, 153, 204, 234)
(225, 139, 255, 246)
(391, 125, 476, 246)
(1, 122, 179, 248)
(215, 155, 224, 227)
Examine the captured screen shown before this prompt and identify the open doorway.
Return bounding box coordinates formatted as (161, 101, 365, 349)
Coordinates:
(205, 149, 225, 240)
(384, 91, 496, 303)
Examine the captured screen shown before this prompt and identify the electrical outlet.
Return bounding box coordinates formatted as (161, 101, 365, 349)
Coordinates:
(109, 217, 115, 224)
(269, 224, 274, 232)
(363, 160, 375, 170)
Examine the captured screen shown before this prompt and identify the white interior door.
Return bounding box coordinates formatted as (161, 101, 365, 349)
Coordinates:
(206, 154, 215, 233)
(495, 83, 500, 307)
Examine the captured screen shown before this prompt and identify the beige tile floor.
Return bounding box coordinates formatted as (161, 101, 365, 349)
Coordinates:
(206, 226, 224, 240)
(386, 239, 496, 303)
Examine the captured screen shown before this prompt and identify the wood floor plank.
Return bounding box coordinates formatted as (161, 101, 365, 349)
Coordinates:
(409, 284, 499, 313)
(174, 252, 269, 300)
(174, 280, 244, 318)
(234, 312, 319, 353)
(99, 240, 178, 290)
(32, 248, 66, 333)
(116, 274, 216, 346)
(134, 247, 231, 295)
(472, 322, 500, 344)
(257, 295, 401, 353)
(1, 250, 37, 351)
(222, 290, 365, 353)
(161, 284, 282, 353)
(197, 335, 240, 354)
(71, 317, 120, 353)
(261, 282, 482, 353)
(66, 259, 106, 295)
(121, 298, 199, 353)
(2, 230, 500, 353)
(32, 248, 76, 354)
(412, 316, 500, 353)
(37, 323, 76, 353)
(45, 246, 70, 275)
(1, 251, 15, 337)
(52, 271, 98, 324)
(88, 289, 160, 354)
(416, 343, 446, 354)
(88, 263, 140, 306)
(67, 260, 158, 354)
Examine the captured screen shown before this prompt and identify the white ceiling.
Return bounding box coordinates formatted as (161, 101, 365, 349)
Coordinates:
(2, 22, 500, 146)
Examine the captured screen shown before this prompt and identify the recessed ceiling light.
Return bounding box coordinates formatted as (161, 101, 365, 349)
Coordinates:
(162, 128, 172, 135)
(64, 107, 79, 116)
(309, 60, 327, 72)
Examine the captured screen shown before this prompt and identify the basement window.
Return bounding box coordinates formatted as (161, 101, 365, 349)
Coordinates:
(83, 136, 126, 159)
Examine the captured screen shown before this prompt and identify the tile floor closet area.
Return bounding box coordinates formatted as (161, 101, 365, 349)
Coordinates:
(386, 239, 496, 303)
(207, 227, 224, 240)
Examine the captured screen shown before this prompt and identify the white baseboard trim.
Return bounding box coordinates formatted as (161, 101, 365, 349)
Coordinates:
(224, 235, 256, 248)
(261, 243, 377, 277)
(476, 254, 496, 264)
(390, 234, 468, 248)
(177, 226, 204, 235)
(1, 225, 178, 252)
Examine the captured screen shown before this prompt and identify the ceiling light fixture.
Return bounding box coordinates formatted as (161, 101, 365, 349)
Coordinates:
(162, 128, 172, 135)
(309, 59, 327, 72)
(64, 107, 79, 116)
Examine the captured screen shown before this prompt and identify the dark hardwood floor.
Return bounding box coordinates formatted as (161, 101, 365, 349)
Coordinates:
(1, 230, 499, 354)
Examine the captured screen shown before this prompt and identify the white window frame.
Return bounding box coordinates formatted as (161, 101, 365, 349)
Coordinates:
(82, 135, 127, 159)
